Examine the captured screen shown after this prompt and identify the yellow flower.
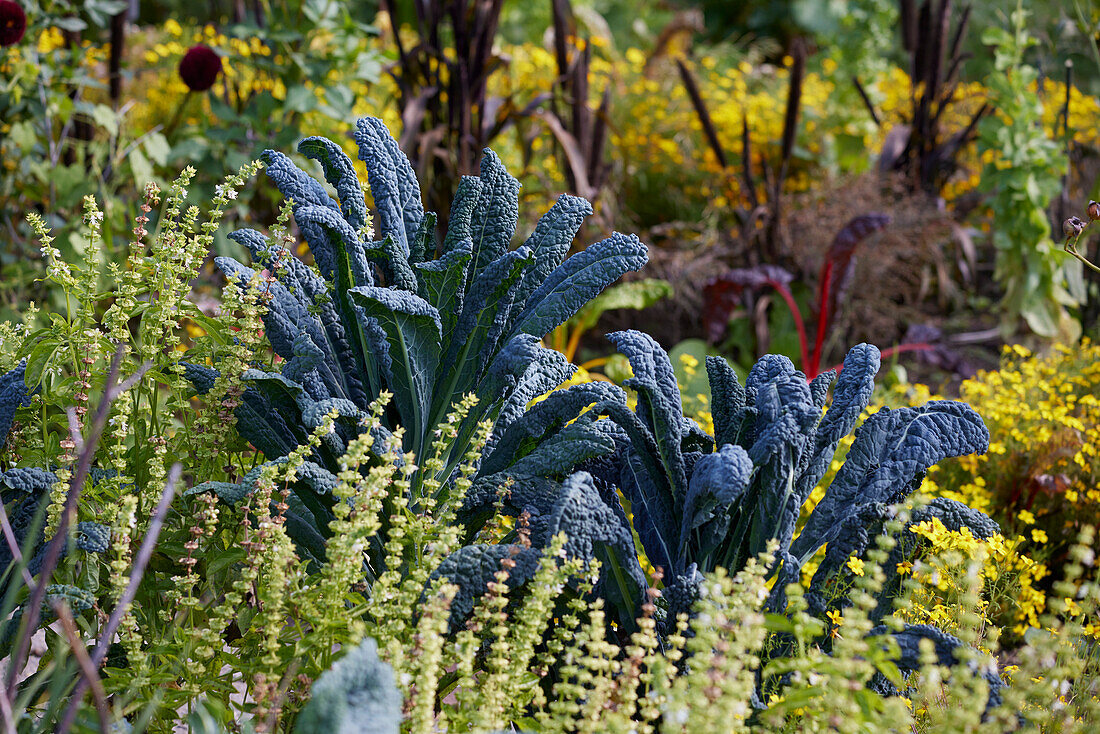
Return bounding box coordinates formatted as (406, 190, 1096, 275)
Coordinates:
(37, 27, 65, 54)
(1031, 528, 1048, 544)
(846, 557, 865, 576)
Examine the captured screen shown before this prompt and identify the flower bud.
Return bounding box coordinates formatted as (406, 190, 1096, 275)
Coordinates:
(179, 44, 222, 92)
(1089, 201, 1100, 221)
(1064, 216, 1086, 239)
(0, 1, 26, 47)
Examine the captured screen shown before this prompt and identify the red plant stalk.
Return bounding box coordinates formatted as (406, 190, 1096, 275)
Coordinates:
(764, 279, 811, 378)
(810, 259, 835, 378)
(771, 274, 934, 380)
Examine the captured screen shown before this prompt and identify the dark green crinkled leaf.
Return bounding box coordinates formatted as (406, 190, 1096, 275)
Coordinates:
(617, 446, 677, 577)
(608, 330, 687, 493)
(790, 344, 880, 541)
(481, 336, 576, 458)
(441, 246, 533, 398)
(260, 149, 342, 277)
(793, 400, 989, 564)
(868, 623, 1004, 711)
(75, 522, 111, 554)
(802, 344, 880, 481)
(214, 256, 318, 359)
(409, 211, 437, 265)
(678, 444, 752, 563)
(743, 356, 820, 558)
(706, 356, 747, 448)
(362, 234, 418, 292)
(260, 149, 338, 211)
(511, 233, 648, 339)
(0, 362, 30, 449)
(348, 287, 442, 444)
(0, 585, 96, 659)
(187, 481, 252, 506)
(545, 472, 648, 623)
(442, 176, 482, 255)
(240, 369, 307, 417)
(228, 227, 367, 404)
(182, 362, 217, 394)
(468, 149, 521, 278)
(0, 468, 56, 495)
(431, 544, 541, 630)
(415, 241, 472, 341)
(284, 498, 329, 566)
(512, 193, 592, 309)
(457, 472, 562, 542)
(294, 205, 374, 288)
(299, 136, 369, 232)
(505, 418, 621, 478)
(234, 389, 303, 459)
(480, 381, 626, 476)
(808, 370, 835, 410)
(354, 117, 425, 257)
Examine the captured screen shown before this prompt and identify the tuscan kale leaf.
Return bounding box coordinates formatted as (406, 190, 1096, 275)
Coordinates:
(295, 637, 402, 734)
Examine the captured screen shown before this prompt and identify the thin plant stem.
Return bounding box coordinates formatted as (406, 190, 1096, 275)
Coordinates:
(57, 464, 180, 732)
(54, 602, 111, 734)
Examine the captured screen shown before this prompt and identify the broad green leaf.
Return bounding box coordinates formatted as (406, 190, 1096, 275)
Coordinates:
(567, 277, 672, 333)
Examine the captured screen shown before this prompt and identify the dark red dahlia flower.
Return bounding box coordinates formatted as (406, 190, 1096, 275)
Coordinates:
(178, 44, 221, 92)
(0, 1, 27, 47)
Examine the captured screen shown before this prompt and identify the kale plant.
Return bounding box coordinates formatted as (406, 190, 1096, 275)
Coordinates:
(186, 118, 645, 579)
(190, 116, 643, 477)
(463, 333, 996, 634)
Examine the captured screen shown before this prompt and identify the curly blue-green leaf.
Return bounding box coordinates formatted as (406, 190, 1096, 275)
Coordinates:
(511, 233, 648, 339)
(481, 381, 626, 476)
(295, 637, 402, 734)
(469, 149, 521, 276)
(431, 544, 541, 630)
(545, 472, 647, 622)
(442, 176, 483, 255)
(354, 117, 424, 258)
(793, 400, 989, 563)
(679, 444, 752, 562)
(608, 330, 687, 493)
(706, 356, 747, 448)
(298, 136, 369, 231)
(512, 193, 593, 309)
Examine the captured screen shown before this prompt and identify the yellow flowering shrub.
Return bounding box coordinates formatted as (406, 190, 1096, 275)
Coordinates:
(903, 518, 1047, 639)
(117, 18, 1100, 240)
(829, 341, 1100, 638)
(601, 49, 1096, 228)
(912, 342, 1100, 562)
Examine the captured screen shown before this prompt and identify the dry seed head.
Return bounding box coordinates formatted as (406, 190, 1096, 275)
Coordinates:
(1064, 216, 1086, 239)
